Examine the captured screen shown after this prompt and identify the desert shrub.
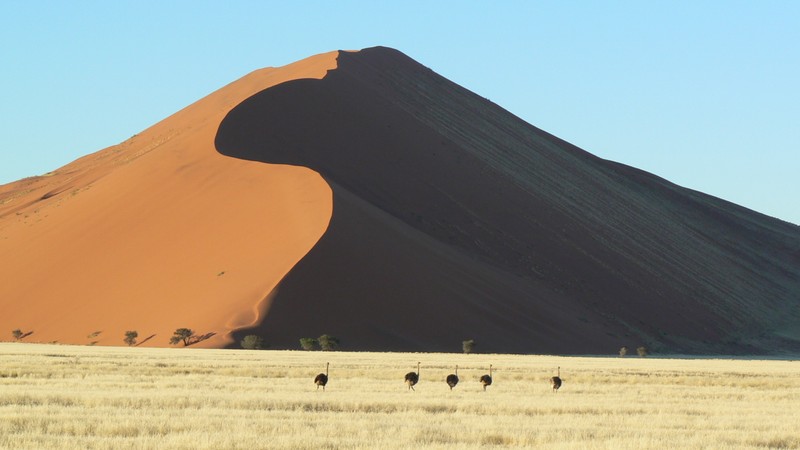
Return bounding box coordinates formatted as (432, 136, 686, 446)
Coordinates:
(169, 328, 195, 346)
(637, 346, 649, 357)
(619, 346, 628, 357)
(299, 337, 318, 351)
(462, 339, 476, 354)
(241, 335, 264, 350)
(12, 329, 23, 341)
(318, 334, 340, 351)
(124, 331, 138, 346)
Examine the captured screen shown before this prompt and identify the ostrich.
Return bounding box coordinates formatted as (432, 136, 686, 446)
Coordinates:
(314, 362, 329, 391)
(480, 364, 493, 391)
(405, 362, 420, 391)
(550, 366, 562, 393)
(446, 365, 459, 390)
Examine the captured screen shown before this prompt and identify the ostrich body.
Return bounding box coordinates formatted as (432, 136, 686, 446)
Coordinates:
(314, 362, 329, 391)
(550, 366, 562, 393)
(480, 364, 493, 391)
(405, 362, 420, 391)
(446, 365, 459, 390)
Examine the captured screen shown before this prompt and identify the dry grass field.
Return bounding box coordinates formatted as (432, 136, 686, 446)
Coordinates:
(1, 343, 798, 449)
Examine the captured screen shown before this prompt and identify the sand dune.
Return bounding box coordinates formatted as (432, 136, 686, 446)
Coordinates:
(2, 47, 799, 353)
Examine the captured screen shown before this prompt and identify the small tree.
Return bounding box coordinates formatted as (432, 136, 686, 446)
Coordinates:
(299, 337, 318, 351)
(12, 329, 23, 341)
(241, 335, 264, 350)
(637, 346, 649, 357)
(462, 339, 476, 354)
(124, 330, 138, 346)
(170, 328, 195, 346)
(318, 334, 340, 351)
(619, 346, 628, 357)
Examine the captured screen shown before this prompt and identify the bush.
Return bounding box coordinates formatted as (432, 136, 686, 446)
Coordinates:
(318, 334, 340, 351)
(12, 329, 23, 341)
(637, 346, 649, 357)
(241, 335, 264, 350)
(169, 328, 195, 346)
(124, 330, 138, 346)
(619, 346, 628, 357)
(299, 337, 318, 351)
(462, 339, 476, 354)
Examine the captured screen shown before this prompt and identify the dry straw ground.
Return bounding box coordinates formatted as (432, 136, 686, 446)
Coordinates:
(1, 343, 798, 449)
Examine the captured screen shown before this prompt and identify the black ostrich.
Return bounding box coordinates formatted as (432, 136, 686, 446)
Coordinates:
(405, 362, 420, 391)
(480, 364, 493, 391)
(446, 365, 459, 390)
(550, 366, 562, 393)
(314, 362, 329, 391)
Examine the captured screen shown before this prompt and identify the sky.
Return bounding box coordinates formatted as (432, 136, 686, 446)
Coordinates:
(1, 1, 798, 224)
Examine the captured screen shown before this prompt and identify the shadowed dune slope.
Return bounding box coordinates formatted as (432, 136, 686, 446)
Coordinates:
(217, 47, 800, 354)
(0, 52, 339, 347)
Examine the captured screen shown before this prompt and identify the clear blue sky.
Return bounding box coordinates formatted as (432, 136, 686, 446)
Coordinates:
(2, 1, 798, 224)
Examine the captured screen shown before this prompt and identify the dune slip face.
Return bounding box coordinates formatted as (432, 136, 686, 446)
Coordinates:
(217, 47, 800, 354)
(2, 46, 800, 353)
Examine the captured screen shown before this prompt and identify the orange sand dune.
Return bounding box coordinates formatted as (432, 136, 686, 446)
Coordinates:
(2, 47, 799, 354)
(0, 52, 339, 347)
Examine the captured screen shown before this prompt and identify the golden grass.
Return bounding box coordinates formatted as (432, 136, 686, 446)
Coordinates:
(1, 343, 799, 449)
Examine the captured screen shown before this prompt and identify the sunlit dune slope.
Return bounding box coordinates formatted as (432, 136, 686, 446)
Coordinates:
(217, 47, 800, 354)
(0, 52, 338, 347)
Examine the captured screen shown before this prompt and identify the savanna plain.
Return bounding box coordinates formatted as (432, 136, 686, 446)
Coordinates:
(1, 343, 798, 449)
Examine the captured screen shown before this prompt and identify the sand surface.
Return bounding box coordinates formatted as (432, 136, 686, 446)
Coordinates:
(217, 48, 800, 353)
(0, 52, 339, 347)
(2, 47, 799, 353)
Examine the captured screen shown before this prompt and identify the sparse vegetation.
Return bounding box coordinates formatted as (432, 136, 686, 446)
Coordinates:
(299, 337, 318, 351)
(124, 331, 138, 346)
(619, 346, 628, 356)
(299, 335, 339, 351)
(11, 329, 23, 341)
(169, 328, 195, 346)
(637, 346, 649, 357)
(240, 335, 264, 350)
(462, 339, 476, 354)
(318, 334, 340, 351)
